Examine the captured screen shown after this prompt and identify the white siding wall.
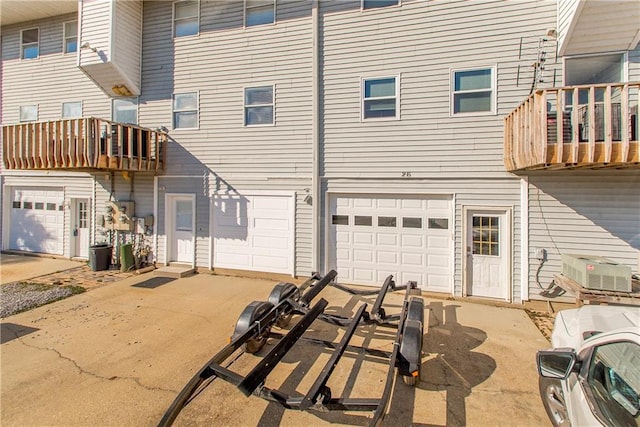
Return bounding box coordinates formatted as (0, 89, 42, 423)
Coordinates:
(140, 0, 315, 275)
(113, 0, 142, 93)
(319, 0, 559, 178)
(79, 0, 112, 67)
(527, 172, 640, 299)
(1, 13, 111, 124)
(557, 0, 580, 53)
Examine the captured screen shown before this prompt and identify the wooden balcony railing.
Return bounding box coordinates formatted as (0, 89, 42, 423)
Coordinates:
(504, 82, 640, 171)
(2, 117, 167, 172)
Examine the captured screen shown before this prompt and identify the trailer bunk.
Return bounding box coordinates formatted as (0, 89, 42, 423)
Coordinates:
(159, 270, 424, 427)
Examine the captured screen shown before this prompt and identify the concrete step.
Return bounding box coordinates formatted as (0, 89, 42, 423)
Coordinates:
(153, 264, 195, 279)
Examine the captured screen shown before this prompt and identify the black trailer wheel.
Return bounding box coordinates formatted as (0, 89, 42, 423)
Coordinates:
(233, 301, 274, 354)
(399, 297, 424, 387)
(268, 282, 299, 328)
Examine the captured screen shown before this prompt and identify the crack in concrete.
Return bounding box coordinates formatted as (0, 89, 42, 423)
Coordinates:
(4, 325, 177, 394)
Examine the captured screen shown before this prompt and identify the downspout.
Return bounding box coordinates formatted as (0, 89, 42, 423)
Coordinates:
(311, 0, 320, 273)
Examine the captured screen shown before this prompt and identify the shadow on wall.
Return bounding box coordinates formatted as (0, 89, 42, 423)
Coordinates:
(6, 213, 59, 254)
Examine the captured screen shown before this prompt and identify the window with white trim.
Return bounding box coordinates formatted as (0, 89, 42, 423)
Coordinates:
(62, 101, 82, 118)
(245, 0, 275, 27)
(20, 105, 38, 122)
(21, 28, 39, 59)
(173, 0, 199, 37)
(113, 98, 138, 124)
(244, 86, 274, 126)
(363, 0, 399, 10)
(362, 76, 398, 120)
(63, 21, 78, 54)
(173, 92, 198, 129)
(451, 67, 495, 115)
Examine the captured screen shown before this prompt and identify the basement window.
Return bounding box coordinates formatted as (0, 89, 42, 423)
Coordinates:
(174, 0, 199, 37)
(21, 28, 39, 59)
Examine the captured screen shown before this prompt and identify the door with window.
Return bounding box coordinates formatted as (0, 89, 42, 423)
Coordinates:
(168, 195, 194, 264)
(466, 208, 510, 300)
(73, 198, 90, 258)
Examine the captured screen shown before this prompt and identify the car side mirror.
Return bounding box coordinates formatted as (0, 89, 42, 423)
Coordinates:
(537, 349, 578, 379)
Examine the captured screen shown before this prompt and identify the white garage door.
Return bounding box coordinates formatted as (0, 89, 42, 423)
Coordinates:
(10, 187, 64, 255)
(329, 194, 452, 292)
(213, 194, 294, 274)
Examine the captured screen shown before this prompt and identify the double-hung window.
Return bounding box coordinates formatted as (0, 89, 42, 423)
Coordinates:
(20, 105, 38, 122)
(174, 0, 199, 37)
(63, 21, 78, 54)
(62, 101, 82, 118)
(113, 98, 138, 125)
(21, 28, 39, 59)
(451, 67, 496, 115)
(173, 92, 198, 129)
(362, 76, 399, 120)
(244, 86, 274, 126)
(245, 0, 275, 27)
(362, 0, 400, 10)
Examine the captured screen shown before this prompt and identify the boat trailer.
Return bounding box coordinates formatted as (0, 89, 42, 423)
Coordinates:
(159, 270, 425, 427)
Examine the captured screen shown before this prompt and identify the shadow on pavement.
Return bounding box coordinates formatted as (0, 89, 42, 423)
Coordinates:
(1, 323, 40, 344)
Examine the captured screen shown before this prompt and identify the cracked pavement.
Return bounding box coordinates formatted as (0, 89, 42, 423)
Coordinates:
(1, 265, 552, 426)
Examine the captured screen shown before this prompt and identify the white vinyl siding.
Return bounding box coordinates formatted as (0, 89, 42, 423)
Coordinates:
(19, 105, 38, 122)
(173, 92, 198, 129)
(173, 0, 199, 37)
(244, 85, 274, 126)
(62, 101, 82, 118)
(21, 28, 39, 59)
(451, 66, 496, 115)
(63, 21, 77, 54)
(245, 0, 275, 27)
(361, 76, 399, 120)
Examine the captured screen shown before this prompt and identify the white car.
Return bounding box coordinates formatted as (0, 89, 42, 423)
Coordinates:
(537, 305, 640, 427)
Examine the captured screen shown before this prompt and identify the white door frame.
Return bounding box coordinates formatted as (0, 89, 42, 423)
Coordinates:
(164, 193, 196, 267)
(71, 198, 90, 258)
(462, 205, 512, 302)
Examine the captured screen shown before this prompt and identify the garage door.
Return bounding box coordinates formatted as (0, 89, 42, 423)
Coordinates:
(329, 194, 452, 292)
(10, 187, 64, 255)
(213, 194, 294, 274)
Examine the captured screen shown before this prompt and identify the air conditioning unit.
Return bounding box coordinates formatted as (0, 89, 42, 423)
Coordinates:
(561, 254, 632, 292)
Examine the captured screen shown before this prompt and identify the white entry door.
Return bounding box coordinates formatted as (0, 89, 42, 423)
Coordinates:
(466, 209, 510, 300)
(169, 195, 195, 264)
(73, 198, 90, 258)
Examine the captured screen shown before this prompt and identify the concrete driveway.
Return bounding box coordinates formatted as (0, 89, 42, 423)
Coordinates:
(1, 253, 85, 284)
(1, 270, 551, 426)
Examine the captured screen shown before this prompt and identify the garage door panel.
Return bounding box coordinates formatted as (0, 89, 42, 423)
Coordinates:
(214, 195, 293, 274)
(10, 188, 64, 255)
(331, 195, 452, 292)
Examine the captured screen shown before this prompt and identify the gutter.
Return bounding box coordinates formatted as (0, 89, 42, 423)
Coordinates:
(311, 0, 320, 273)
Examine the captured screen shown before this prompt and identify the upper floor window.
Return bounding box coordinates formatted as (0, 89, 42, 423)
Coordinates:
(244, 86, 274, 126)
(64, 21, 78, 54)
(113, 98, 138, 125)
(174, 0, 199, 37)
(20, 105, 38, 122)
(62, 101, 82, 118)
(363, 0, 400, 9)
(245, 0, 275, 27)
(362, 76, 399, 120)
(173, 92, 198, 129)
(21, 28, 39, 59)
(451, 66, 496, 115)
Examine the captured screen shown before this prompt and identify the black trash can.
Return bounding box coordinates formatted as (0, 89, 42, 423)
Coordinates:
(89, 244, 113, 271)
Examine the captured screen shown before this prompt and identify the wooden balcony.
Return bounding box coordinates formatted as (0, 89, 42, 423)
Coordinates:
(2, 117, 167, 173)
(504, 82, 640, 172)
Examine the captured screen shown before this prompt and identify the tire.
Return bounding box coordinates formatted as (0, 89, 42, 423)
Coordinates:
(267, 282, 298, 328)
(233, 301, 274, 354)
(539, 377, 571, 427)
